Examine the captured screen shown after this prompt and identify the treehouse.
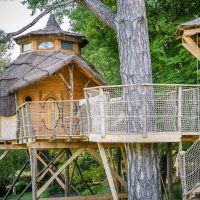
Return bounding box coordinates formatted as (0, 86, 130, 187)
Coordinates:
(1, 14, 200, 200)
(0, 14, 105, 143)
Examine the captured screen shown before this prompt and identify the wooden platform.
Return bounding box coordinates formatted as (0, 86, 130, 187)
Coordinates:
(88, 132, 181, 143)
(0, 131, 200, 149)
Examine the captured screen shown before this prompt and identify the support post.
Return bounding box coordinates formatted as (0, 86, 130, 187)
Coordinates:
(178, 86, 182, 134)
(99, 89, 106, 138)
(0, 150, 10, 161)
(97, 143, 119, 200)
(30, 149, 38, 200)
(65, 149, 70, 197)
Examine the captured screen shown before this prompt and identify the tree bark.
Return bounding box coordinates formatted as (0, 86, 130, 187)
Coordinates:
(115, 0, 161, 199)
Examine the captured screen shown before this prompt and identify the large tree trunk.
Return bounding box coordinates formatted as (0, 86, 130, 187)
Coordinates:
(116, 0, 161, 199)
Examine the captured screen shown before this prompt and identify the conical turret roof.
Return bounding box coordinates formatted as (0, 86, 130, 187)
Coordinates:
(44, 14, 62, 31)
(14, 14, 88, 48)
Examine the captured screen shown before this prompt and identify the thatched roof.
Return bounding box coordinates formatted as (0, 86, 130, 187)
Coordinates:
(176, 17, 200, 36)
(0, 51, 106, 116)
(14, 14, 88, 48)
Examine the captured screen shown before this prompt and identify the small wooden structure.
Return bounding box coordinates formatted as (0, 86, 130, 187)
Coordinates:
(0, 14, 128, 200)
(176, 17, 200, 200)
(176, 17, 200, 60)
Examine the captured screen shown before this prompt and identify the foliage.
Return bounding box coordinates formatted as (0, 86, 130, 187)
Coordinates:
(0, 150, 27, 195)
(0, 30, 11, 72)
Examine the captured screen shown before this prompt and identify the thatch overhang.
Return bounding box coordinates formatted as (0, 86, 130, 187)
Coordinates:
(176, 17, 200, 37)
(0, 51, 106, 116)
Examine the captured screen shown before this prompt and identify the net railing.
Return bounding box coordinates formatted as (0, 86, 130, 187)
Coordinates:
(84, 84, 200, 137)
(16, 100, 88, 140)
(178, 140, 200, 199)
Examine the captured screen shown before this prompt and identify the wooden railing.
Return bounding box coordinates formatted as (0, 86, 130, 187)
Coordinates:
(16, 100, 88, 140)
(84, 84, 200, 139)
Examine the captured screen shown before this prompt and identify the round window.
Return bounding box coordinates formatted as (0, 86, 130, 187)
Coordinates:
(25, 96, 32, 102)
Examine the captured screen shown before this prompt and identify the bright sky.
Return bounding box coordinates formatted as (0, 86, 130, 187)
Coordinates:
(0, 0, 70, 60)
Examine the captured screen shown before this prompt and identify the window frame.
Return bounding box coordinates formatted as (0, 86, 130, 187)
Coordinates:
(22, 43, 32, 53)
(37, 41, 55, 50)
(61, 41, 74, 51)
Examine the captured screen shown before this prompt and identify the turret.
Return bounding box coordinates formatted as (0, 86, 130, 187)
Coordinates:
(14, 14, 88, 55)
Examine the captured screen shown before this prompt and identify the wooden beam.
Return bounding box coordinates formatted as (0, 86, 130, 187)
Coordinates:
(69, 150, 94, 195)
(183, 36, 200, 60)
(27, 142, 97, 149)
(37, 154, 65, 189)
(30, 149, 38, 200)
(37, 150, 66, 182)
(65, 149, 70, 197)
(97, 143, 118, 200)
(88, 133, 181, 143)
(87, 148, 128, 189)
(3, 159, 29, 200)
(183, 28, 200, 36)
(84, 78, 92, 88)
(0, 150, 10, 161)
(37, 148, 84, 197)
(58, 72, 71, 91)
(39, 193, 128, 200)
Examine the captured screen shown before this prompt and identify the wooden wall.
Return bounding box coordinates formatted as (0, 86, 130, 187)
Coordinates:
(18, 64, 99, 105)
(20, 40, 80, 55)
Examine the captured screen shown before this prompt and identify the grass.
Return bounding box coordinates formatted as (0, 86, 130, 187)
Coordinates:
(7, 192, 32, 200)
(4, 190, 49, 200)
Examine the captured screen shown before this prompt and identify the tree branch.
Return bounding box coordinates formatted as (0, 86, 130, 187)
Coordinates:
(77, 0, 116, 30)
(8, 0, 74, 38)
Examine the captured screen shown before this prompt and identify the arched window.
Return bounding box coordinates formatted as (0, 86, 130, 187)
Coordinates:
(25, 96, 32, 102)
(43, 97, 60, 129)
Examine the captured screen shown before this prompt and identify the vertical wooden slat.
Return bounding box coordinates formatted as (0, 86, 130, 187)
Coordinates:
(99, 89, 106, 138)
(97, 143, 119, 200)
(178, 86, 182, 134)
(84, 90, 91, 136)
(142, 86, 147, 138)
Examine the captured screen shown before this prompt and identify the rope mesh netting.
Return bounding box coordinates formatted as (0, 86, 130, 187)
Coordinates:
(178, 140, 200, 199)
(84, 84, 200, 136)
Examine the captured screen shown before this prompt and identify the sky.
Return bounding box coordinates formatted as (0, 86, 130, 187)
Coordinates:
(0, 0, 70, 60)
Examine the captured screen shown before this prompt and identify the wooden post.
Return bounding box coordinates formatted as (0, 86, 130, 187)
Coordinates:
(84, 90, 91, 136)
(65, 149, 70, 197)
(69, 65, 74, 135)
(178, 86, 182, 134)
(97, 143, 119, 200)
(99, 88, 106, 138)
(117, 148, 122, 193)
(0, 150, 10, 161)
(26, 103, 32, 137)
(30, 149, 38, 200)
(142, 86, 147, 138)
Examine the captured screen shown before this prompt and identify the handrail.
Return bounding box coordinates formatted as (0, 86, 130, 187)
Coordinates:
(84, 83, 200, 91)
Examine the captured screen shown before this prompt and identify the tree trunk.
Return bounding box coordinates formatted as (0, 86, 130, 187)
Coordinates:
(115, 1, 161, 199)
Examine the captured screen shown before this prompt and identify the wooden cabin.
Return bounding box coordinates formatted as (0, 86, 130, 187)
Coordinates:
(0, 14, 105, 143)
